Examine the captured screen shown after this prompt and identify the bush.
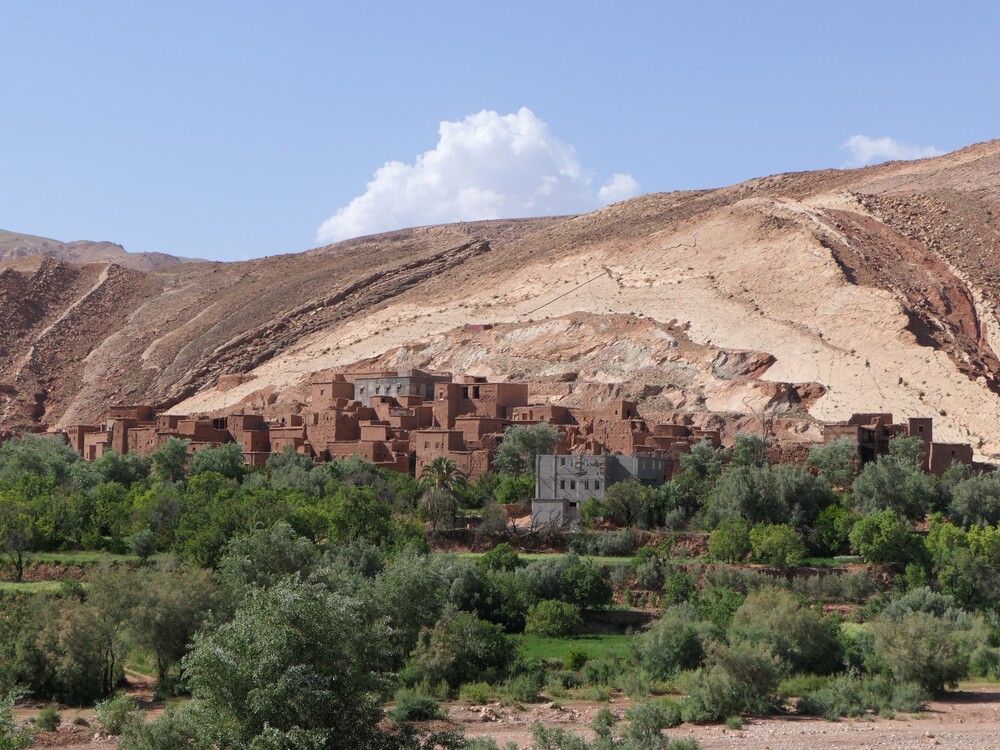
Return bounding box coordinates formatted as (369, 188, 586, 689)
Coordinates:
(680, 643, 781, 722)
(872, 610, 970, 692)
(36, 705, 60, 731)
(849, 511, 923, 564)
(567, 530, 635, 557)
(564, 647, 589, 671)
(582, 658, 626, 686)
(117, 707, 205, 750)
(694, 586, 746, 630)
(407, 610, 515, 688)
(640, 604, 710, 678)
(749, 524, 805, 568)
(389, 690, 444, 722)
(458, 681, 495, 704)
(796, 676, 929, 719)
(560, 564, 612, 609)
(662, 571, 696, 606)
(129, 528, 157, 562)
(95, 694, 141, 736)
(624, 700, 683, 743)
(480, 543, 522, 572)
(501, 673, 543, 704)
(707, 518, 751, 563)
(1, 690, 33, 750)
(525, 600, 584, 637)
(728, 588, 840, 675)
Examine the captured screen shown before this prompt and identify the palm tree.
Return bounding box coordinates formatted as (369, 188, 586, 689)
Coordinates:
(420, 457, 468, 493)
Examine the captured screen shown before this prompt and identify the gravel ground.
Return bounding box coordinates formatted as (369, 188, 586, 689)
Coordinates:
(21, 687, 1000, 749)
(456, 688, 1000, 749)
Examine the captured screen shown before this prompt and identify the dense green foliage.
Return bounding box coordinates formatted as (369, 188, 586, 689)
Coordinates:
(5, 428, 1000, 746)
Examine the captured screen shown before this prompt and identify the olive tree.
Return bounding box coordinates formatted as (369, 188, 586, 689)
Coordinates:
(180, 577, 393, 749)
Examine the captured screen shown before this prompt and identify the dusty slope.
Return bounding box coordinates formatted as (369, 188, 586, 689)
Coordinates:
(0, 229, 201, 271)
(4, 141, 1000, 458)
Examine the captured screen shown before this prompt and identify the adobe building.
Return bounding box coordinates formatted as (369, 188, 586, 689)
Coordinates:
(822, 413, 972, 476)
(352, 369, 451, 404)
(532, 454, 667, 527)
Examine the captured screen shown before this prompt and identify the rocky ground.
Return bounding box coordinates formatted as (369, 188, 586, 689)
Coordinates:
(457, 687, 1000, 749)
(16, 686, 1000, 749)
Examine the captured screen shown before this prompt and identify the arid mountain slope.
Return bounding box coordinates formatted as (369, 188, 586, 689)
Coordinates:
(0, 229, 202, 271)
(4, 141, 1000, 458)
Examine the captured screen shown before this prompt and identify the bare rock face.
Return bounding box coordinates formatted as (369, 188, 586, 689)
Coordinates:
(0, 229, 201, 272)
(5, 141, 1000, 458)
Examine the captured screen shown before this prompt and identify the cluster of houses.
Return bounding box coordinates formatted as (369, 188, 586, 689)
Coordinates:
(59, 369, 721, 481)
(51, 369, 976, 527)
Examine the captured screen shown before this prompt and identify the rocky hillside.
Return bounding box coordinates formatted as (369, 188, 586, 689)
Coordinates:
(5, 141, 1000, 459)
(0, 229, 201, 272)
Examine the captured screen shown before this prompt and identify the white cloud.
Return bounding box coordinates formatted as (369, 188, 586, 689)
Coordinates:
(598, 173, 641, 204)
(316, 107, 639, 243)
(842, 135, 944, 167)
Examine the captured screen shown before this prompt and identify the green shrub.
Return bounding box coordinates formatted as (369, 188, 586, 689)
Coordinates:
(694, 586, 745, 630)
(458, 681, 495, 704)
(641, 604, 710, 678)
(582, 658, 626, 686)
(480, 543, 522, 572)
(723, 715, 744, 730)
(389, 690, 444, 722)
(872, 610, 970, 692)
(525, 600, 584, 637)
(407, 610, 515, 687)
(749, 524, 805, 568)
(560, 564, 612, 609)
(564, 647, 590, 671)
(796, 676, 929, 719)
(707, 518, 751, 563)
(849, 511, 923, 564)
(624, 700, 683, 743)
(728, 588, 841, 675)
(501, 673, 543, 704)
(95, 694, 141, 736)
(567, 530, 635, 557)
(662, 571, 696, 606)
(36, 705, 60, 731)
(680, 643, 781, 722)
(117, 706, 204, 750)
(777, 674, 831, 698)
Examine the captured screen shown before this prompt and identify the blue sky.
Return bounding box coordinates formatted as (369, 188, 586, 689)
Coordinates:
(1, 2, 997, 261)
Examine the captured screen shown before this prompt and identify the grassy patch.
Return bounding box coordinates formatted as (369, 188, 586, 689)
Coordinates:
(0, 581, 68, 595)
(515, 633, 634, 662)
(26, 550, 145, 566)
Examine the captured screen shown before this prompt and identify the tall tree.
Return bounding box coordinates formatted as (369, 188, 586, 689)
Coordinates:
(180, 577, 393, 749)
(493, 422, 560, 476)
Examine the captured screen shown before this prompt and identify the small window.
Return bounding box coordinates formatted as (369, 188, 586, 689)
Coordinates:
(560, 480, 565, 490)
(918, 425, 924, 432)
(461, 387, 470, 399)
(375, 386, 381, 394)
(595, 480, 601, 490)
(424, 441, 429, 448)
(560, 457, 566, 466)
(584, 480, 589, 490)
(570, 481, 576, 490)
(472, 386, 481, 399)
